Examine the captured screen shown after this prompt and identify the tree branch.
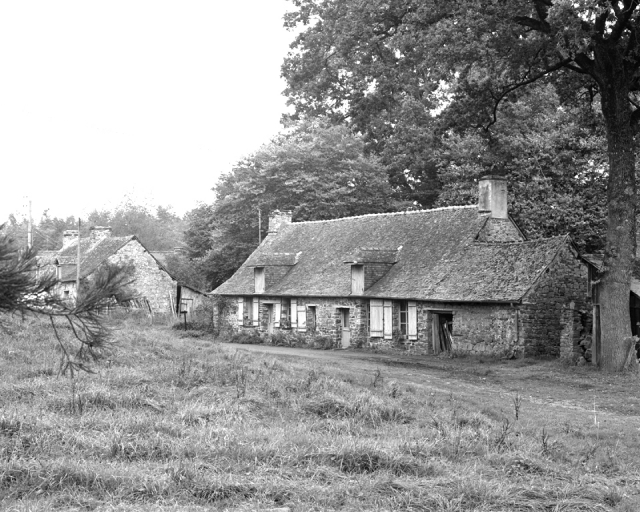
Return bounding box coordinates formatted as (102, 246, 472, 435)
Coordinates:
(483, 58, 574, 131)
(609, 0, 639, 42)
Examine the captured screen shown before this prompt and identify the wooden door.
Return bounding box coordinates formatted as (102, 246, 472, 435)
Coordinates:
(267, 304, 274, 334)
(341, 309, 351, 348)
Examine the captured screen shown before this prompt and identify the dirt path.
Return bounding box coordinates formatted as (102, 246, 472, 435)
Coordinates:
(228, 343, 640, 429)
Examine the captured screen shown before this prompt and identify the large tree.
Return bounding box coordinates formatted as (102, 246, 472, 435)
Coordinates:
(192, 119, 407, 289)
(283, 0, 640, 371)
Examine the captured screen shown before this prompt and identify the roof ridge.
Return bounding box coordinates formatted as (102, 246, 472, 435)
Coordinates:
(291, 205, 478, 225)
(472, 235, 567, 246)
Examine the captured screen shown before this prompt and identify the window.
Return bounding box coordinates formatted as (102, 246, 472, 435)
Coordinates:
(281, 298, 291, 328)
(237, 296, 259, 327)
(243, 297, 253, 325)
(399, 301, 408, 335)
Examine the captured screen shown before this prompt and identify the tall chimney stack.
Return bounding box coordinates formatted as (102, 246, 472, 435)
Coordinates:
(478, 175, 508, 219)
(268, 210, 293, 235)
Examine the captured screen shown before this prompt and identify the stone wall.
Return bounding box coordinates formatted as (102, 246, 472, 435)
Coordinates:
(108, 241, 177, 314)
(369, 301, 520, 356)
(520, 245, 590, 358)
(218, 295, 368, 347)
(477, 218, 524, 242)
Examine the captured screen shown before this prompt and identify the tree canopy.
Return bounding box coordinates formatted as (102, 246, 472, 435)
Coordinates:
(282, 0, 640, 371)
(190, 120, 407, 289)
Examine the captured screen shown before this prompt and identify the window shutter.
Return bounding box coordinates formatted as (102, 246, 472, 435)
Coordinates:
(254, 267, 265, 293)
(351, 265, 364, 294)
(297, 304, 307, 332)
(408, 301, 417, 340)
(370, 299, 383, 337)
(252, 297, 259, 327)
(237, 297, 244, 326)
(383, 300, 393, 339)
(274, 301, 281, 328)
(290, 299, 297, 329)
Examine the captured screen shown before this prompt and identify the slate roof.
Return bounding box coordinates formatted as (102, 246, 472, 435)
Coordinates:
(56, 236, 135, 282)
(213, 206, 569, 303)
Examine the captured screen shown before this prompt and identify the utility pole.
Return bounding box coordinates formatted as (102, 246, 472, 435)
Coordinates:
(76, 218, 81, 304)
(258, 208, 262, 244)
(27, 199, 33, 250)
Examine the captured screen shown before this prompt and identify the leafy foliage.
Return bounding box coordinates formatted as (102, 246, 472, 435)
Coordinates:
(436, 84, 607, 253)
(282, 0, 640, 370)
(87, 203, 185, 251)
(190, 119, 407, 289)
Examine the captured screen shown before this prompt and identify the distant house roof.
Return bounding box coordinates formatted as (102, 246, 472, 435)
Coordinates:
(212, 206, 568, 303)
(57, 236, 135, 282)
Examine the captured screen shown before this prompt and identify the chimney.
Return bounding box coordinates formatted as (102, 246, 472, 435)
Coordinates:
(478, 175, 508, 219)
(268, 210, 292, 235)
(89, 226, 112, 243)
(62, 230, 79, 249)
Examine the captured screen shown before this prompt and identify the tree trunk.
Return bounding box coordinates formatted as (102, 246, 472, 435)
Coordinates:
(598, 63, 637, 371)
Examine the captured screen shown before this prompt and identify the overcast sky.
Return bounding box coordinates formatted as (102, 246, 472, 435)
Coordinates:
(0, 0, 294, 222)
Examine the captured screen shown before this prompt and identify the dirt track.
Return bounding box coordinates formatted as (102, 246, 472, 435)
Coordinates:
(228, 342, 640, 429)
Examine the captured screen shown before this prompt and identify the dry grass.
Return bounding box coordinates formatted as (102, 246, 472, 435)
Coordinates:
(1, 314, 639, 511)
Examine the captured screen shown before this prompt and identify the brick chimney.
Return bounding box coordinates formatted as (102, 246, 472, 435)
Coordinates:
(268, 210, 292, 235)
(478, 175, 508, 219)
(89, 226, 112, 243)
(62, 230, 79, 249)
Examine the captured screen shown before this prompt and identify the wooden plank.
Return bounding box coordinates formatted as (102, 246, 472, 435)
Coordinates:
(383, 300, 393, 340)
(407, 301, 417, 340)
(237, 297, 244, 325)
(352, 265, 364, 294)
(252, 297, 259, 327)
(297, 304, 307, 332)
(274, 301, 281, 328)
(291, 299, 297, 329)
(255, 267, 265, 293)
(370, 299, 383, 337)
(432, 313, 440, 354)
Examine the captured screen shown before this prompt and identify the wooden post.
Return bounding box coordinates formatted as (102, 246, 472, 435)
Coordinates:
(76, 219, 81, 305)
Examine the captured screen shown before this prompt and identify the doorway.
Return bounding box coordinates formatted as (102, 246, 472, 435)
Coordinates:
(340, 308, 351, 348)
(266, 304, 275, 334)
(432, 312, 453, 354)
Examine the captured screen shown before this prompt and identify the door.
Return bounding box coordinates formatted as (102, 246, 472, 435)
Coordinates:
(341, 309, 351, 348)
(266, 304, 275, 334)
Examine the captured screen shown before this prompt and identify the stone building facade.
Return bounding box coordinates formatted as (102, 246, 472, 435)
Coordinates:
(45, 227, 207, 315)
(213, 176, 592, 359)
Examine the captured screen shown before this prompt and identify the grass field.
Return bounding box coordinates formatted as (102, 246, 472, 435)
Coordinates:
(1, 315, 640, 511)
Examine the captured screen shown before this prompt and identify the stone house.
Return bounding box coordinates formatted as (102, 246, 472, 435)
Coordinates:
(40, 227, 207, 315)
(212, 176, 592, 358)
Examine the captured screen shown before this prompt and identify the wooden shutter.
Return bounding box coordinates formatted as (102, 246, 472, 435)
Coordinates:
(408, 301, 417, 340)
(351, 265, 364, 294)
(383, 300, 393, 339)
(274, 301, 281, 328)
(290, 299, 297, 329)
(370, 299, 383, 337)
(237, 297, 244, 326)
(252, 297, 259, 327)
(254, 267, 265, 293)
(297, 304, 307, 332)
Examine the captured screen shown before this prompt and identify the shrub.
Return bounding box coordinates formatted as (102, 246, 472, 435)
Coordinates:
(228, 329, 263, 345)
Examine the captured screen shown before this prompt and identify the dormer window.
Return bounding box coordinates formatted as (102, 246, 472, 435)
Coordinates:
(255, 267, 265, 293)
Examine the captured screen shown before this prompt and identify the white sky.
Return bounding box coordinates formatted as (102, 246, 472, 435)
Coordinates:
(0, 0, 295, 222)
